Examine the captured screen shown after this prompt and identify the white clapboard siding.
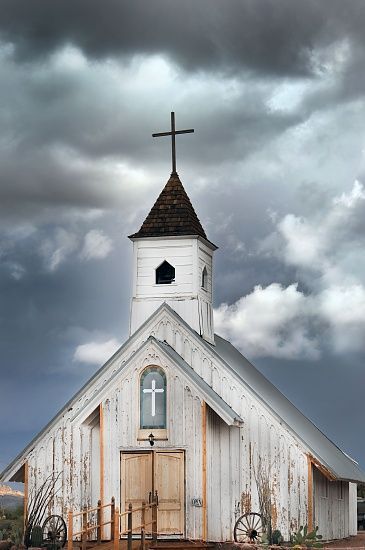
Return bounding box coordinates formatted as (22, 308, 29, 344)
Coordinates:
(130, 237, 215, 342)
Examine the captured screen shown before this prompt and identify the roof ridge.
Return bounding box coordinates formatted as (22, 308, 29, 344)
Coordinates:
(129, 172, 207, 240)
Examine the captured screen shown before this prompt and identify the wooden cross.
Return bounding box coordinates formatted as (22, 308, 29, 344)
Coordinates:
(152, 112, 194, 174)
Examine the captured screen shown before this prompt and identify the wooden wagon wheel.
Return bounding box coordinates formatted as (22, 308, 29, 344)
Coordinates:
(234, 512, 264, 543)
(42, 515, 67, 547)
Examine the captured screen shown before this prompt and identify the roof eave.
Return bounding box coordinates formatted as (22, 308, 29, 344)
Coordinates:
(128, 233, 218, 251)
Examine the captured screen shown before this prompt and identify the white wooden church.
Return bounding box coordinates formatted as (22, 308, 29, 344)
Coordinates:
(2, 116, 365, 543)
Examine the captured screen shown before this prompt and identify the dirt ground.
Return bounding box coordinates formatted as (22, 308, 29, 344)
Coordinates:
(324, 531, 365, 548)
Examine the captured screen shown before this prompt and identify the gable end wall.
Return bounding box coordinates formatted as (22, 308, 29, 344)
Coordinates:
(20, 307, 352, 541)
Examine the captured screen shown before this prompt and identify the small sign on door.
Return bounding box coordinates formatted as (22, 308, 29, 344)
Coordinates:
(192, 497, 203, 507)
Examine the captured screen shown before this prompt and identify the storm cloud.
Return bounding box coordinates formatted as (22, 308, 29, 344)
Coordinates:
(1, 0, 365, 78)
(1, 1, 365, 475)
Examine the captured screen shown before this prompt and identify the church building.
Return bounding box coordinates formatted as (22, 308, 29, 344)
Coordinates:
(2, 115, 365, 544)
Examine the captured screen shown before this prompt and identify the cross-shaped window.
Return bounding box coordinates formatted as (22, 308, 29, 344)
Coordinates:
(140, 367, 167, 429)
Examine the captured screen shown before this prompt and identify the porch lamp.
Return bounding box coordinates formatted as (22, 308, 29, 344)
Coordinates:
(148, 433, 155, 446)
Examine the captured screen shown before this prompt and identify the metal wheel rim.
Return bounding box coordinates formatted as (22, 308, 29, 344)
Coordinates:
(234, 512, 264, 543)
(42, 515, 67, 547)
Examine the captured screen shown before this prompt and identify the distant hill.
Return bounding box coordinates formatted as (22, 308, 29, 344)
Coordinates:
(0, 485, 24, 511)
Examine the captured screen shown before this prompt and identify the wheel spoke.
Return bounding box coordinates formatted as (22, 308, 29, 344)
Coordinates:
(234, 513, 264, 544)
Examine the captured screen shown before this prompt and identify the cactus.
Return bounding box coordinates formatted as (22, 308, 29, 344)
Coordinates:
(30, 525, 44, 548)
(272, 529, 283, 545)
(290, 525, 323, 548)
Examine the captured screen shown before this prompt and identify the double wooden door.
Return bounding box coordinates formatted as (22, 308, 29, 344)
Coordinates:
(121, 451, 185, 537)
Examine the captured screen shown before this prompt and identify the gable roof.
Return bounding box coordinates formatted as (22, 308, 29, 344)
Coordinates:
(128, 172, 208, 240)
(2, 302, 364, 484)
(209, 334, 365, 483)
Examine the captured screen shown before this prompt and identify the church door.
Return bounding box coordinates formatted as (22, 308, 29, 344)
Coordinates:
(120, 450, 185, 537)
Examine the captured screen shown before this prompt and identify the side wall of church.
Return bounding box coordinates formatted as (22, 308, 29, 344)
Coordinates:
(313, 468, 350, 540)
(204, 392, 308, 541)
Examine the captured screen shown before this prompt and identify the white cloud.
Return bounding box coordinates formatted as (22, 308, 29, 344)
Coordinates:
(215, 181, 365, 359)
(276, 180, 365, 279)
(38, 227, 113, 271)
(333, 179, 365, 208)
(73, 338, 120, 365)
(215, 283, 319, 360)
(80, 229, 113, 261)
(318, 284, 365, 353)
(277, 213, 327, 270)
(40, 227, 78, 271)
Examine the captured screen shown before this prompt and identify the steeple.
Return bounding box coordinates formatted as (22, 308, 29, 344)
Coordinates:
(128, 173, 217, 344)
(129, 172, 207, 240)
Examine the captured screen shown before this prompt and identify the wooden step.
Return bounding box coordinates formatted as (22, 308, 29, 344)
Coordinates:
(148, 544, 216, 550)
(82, 540, 217, 550)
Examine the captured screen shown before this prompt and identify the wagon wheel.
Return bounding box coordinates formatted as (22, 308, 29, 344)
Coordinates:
(42, 515, 67, 547)
(234, 512, 264, 543)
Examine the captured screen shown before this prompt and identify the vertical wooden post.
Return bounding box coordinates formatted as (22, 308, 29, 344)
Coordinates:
(97, 500, 102, 544)
(23, 461, 29, 531)
(140, 501, 146, 550)
(152, 498, 157, 543)
(201, 401, 207, 541)
(82, 506, 87, 550)
(99, 403, 105, 539)
(307, 456, 314, 532)
(67, 511, 73, 550)
(113, 508, 119, 550)
(127, 503, 133, 550)
(111, 497, 115, 541)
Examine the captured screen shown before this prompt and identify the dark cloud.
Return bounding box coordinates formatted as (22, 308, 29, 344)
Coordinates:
(1, 0, 365, 476)
(0, 0, 364, 77)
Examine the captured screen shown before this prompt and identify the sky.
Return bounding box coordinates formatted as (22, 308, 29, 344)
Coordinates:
(1, 0, 365, 478)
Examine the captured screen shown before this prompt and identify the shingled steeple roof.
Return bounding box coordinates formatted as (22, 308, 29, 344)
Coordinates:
(129, 172, 208, 240)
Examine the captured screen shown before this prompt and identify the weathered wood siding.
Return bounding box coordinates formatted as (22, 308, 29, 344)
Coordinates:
(206, 408, 240, 541)
(23, 307, 352, 542)
(348, 482, 357, 536)
(313, 468, 349, 540)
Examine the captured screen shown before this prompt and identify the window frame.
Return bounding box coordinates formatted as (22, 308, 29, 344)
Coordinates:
(138, 365, 168, 441)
